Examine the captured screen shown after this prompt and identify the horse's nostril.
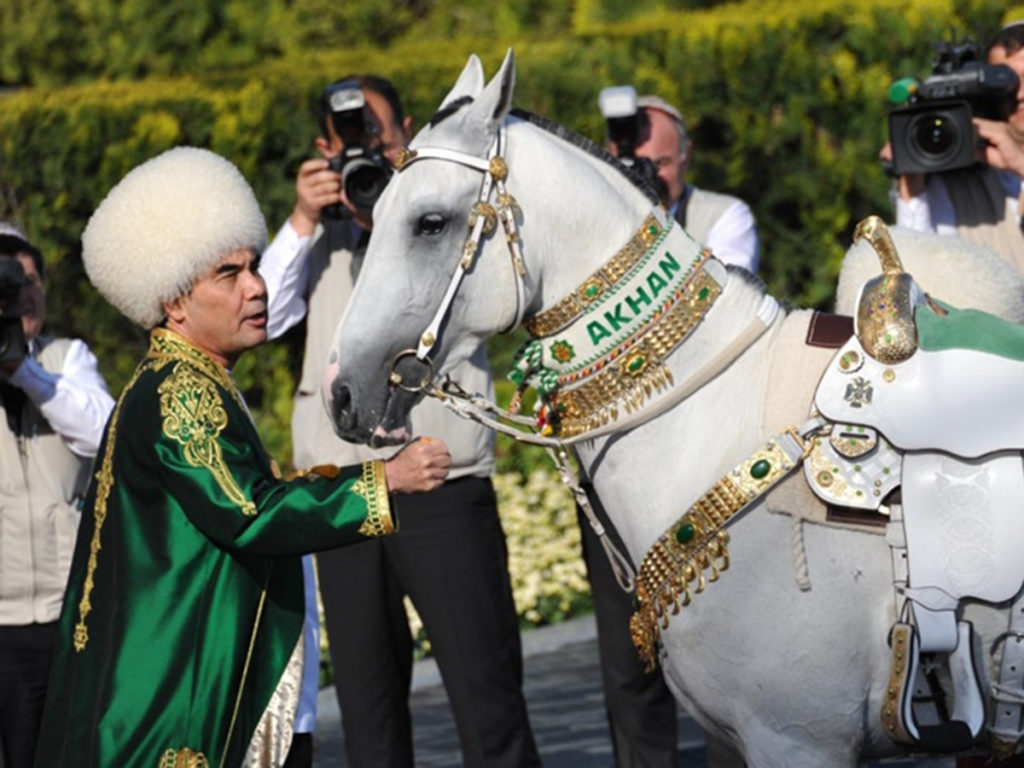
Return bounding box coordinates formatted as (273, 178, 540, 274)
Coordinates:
(330, 380, 355, 432)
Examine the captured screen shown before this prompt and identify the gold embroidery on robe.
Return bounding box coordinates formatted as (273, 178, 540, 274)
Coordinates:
(159, 363, 257, 517)
(75, 355, 172, 651)
(76, 330, 254, 652)
(354, 460, 395, 537)
(150, 329, 243, 409)
(158, 747, 209, 768)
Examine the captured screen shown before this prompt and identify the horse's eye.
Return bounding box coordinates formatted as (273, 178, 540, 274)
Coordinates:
(415, 213, 448, 237)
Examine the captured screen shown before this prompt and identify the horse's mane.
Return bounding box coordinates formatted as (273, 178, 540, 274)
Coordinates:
(510, 111, 771, 303)
(726, 263, 772, 302)
(424, 96, 661, 206)
(428, 96, 474, 127)
(509, 108, 662, 206)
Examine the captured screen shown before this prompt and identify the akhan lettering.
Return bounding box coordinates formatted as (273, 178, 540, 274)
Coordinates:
(586, 251, 684, 346)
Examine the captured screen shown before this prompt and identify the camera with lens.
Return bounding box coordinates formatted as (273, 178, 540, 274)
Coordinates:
(0, 257, 27, 366)
(323, 81, 394, 218)
(598, 85, 665, 200)
(888, 40, 1019, 176)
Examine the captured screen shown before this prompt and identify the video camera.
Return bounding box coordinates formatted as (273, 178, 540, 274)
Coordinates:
(888, 40, 1019, 175)
(598, 86, 665, 199)
(323, 81, 394, 218)
(0, 257, 27, 366)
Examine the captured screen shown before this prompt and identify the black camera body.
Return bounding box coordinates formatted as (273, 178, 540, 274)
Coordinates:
(598, 86, 665, 200)
(888, 42, 1019, 176)
(323, 82, 393, 218)
(0, 258, 27, 366)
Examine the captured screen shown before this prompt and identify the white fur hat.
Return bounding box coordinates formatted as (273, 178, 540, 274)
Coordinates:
(82, 147, 267, 328)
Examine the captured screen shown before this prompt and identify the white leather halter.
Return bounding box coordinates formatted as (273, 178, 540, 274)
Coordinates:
(390, 125, 527, 378)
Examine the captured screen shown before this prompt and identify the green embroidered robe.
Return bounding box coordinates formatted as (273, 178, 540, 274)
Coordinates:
(35, 329, 394, 768)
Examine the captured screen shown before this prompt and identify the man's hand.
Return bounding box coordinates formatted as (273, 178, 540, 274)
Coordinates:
(879, 141, 925, 200)
(288, 158, 343, 237)
(384, 437, 451, 494)
(975, 118, 1024, 178)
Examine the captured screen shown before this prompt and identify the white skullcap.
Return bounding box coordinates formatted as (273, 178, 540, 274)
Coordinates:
(82, 147, 267, 328)
(0, 222, 29, 242)
(637, 95, 685, 127)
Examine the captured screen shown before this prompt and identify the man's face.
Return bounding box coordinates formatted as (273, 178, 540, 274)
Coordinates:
(164, 248, 267, 367)
(989, 44, 1024, 131)
(322, 88, 412, 225)
(635, 108, 691, 208)
(1, 253, 45, 342)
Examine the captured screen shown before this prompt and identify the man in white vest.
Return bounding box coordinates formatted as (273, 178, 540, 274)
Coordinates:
(0, 223, 114, 768)
(260, 75, 539, 768)
(611, 94, 760, 274)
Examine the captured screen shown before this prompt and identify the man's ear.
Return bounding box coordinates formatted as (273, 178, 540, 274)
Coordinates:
(680, 140, 693, 175)
(401, 115, 414, 143)
(162, 294, 187, 325)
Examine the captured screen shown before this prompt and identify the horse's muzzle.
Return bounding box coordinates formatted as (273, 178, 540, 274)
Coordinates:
(329, 378, 359, 439)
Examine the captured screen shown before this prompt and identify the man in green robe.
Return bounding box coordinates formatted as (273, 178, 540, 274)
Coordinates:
(34, 147, 450, 768)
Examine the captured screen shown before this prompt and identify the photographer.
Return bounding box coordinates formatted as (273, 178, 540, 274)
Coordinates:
(259, 76, 540, 767)
(0, 223, 113, 768)
(891, 22, 1024, 272)
(604, 91, 760, 273)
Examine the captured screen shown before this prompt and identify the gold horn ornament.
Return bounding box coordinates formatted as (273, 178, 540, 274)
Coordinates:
(852, 216, 919, 364)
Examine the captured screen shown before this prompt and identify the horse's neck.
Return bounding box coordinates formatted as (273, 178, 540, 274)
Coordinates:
(509, 120, 658, 313)
(509, 121, 781, 557)
(577, 275, 782, 560)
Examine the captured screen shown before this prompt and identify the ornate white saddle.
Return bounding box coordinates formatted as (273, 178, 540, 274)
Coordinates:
(807, 218, 1024, 755)
(814, 331, 1024, 609)
(816, 329, 1024, 458)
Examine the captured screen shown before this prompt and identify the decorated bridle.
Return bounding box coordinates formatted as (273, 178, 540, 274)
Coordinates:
(386, 123, 528, 392)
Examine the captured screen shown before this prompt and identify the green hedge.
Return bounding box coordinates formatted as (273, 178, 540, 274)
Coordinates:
(0, 0, 1017, 464)
(0, 1, 747, 87)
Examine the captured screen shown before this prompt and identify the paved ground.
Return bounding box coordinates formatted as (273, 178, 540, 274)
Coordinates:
(312, 614, 956, 768)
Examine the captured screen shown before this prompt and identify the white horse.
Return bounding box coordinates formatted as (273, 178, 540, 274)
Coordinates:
(324, 51, 1023, 766)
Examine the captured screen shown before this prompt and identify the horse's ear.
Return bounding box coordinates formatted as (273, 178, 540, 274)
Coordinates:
(470, 49, 515, 133)
(439, 54, 486, 109)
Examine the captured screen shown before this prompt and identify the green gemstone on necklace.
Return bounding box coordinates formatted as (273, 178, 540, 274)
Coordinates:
(675, 523, 695, 544)
(698, 286, 710, 300)
(627, 355, 646, 373)
(648, 224, 658, 235)
(585, 284, 600, 298)
(750, 459, 771, 479)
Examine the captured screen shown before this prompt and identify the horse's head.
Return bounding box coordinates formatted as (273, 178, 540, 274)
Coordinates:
(325, 51, 524, 446)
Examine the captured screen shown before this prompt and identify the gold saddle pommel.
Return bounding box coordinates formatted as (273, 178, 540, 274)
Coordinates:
(852, 216, 925, 364)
